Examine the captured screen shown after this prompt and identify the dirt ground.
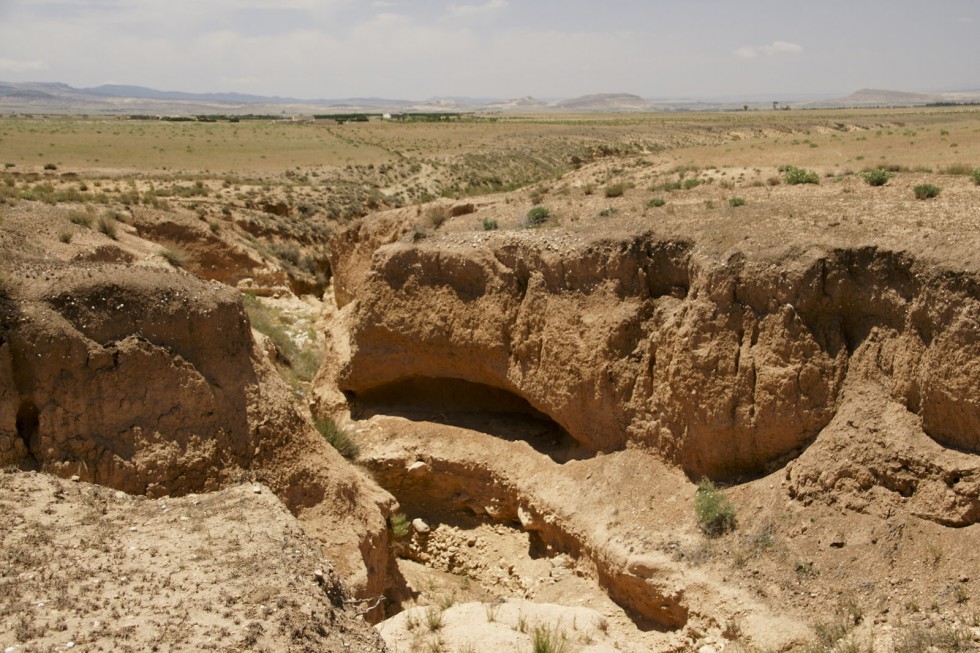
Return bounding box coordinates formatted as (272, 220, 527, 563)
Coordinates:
(1, 108, 979, 652)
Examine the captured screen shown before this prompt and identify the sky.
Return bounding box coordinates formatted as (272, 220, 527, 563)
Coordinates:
(0, 0, 977, 101)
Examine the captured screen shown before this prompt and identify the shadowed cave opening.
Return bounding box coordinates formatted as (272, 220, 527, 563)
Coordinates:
(15, 399, 40, 470)
(347, 376, 591, 463)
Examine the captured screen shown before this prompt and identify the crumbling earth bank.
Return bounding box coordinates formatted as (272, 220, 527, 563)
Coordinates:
(329, 216, 980, 488)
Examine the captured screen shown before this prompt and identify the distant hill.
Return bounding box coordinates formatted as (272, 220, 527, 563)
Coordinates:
(1, 82, 979, 115)
(554, 93, 654, 112)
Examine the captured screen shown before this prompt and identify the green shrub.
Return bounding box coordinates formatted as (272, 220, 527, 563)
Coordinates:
(482, 217, 498, 231)
(389, 512, 411, 539)
(914, 184, 940, 200)
(647, 198, 666, 208)
(729, 197, 746, 207)
(862, 168, 893, 186)
(783, 166, 820, 185)
(971, 168, 980, 185)
(604, 183, 626, 198)
(526, 206, 550, 226)
(314, 416, 360, 460)
(58, 230, 72, 244)
(694, 479, 736, 536)
(683, 178, 703, 190)
(43, 163, 57, 171)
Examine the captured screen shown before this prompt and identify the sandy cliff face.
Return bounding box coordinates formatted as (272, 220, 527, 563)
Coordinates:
(327, 211, 979, 507)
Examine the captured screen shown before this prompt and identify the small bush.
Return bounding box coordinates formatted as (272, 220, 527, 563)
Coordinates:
(389, 512, 411, 539)
(971, 168, 980, 185)
(647, 198, 666, 208)
(526, 206, 550, 226)
(43, 163, 57, 171)
(68, 211, 91, 227)
(159, 246, 189, 268)
(424, 606, 444, 632)
(58, 230, 72, 244)
(729, 197, 746, 207)
(683, 178, 703, 190)
(425, 204, 450, 228)
(598, 207, 618, 217)
(694, 479, 736, 536)
(913, 184, 940, 200)
(97, 215, 117, 239)
(783, 166, 820, 185)
(482, 217, 498, 231)
(604, 183, 626, 198)
(862, 168, 893, 186)
(315, 416, 360, 460)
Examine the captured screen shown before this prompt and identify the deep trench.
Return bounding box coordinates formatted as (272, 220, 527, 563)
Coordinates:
(352, 377, 687, 632)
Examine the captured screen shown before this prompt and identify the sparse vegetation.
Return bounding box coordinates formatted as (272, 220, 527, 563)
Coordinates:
(314, 416, 360, 460)
(971, 168, 980, 185)
(647, 198, 666, 208)
(389, 512, 411, 539)
(97, 215, 117, 239)
(426, 205, 451, 228)
(159, 246, 189, 268)
(531, 624, 569, 653)
(604, 183, 626, 198)
(694, 479, 736, 536)
(58, 230, 73, 243)
(729, 197, 746, 207)
(862, 168, 894, 186)
(914, 183, 941, 200)
(482, 217, 498, 231)
(526, 206, 550, 226)
(424, 606, 444, 632)
(782, 165, 820, 185)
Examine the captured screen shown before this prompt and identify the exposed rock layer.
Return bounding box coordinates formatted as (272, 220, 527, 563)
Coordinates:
(329, 213, 980, 488)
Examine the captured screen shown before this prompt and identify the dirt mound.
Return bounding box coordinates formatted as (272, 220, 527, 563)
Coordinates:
(0, 202, 394, 604)
(0, 472, 387, 652)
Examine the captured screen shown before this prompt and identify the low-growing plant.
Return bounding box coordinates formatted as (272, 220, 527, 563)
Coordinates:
(971, 168, 980, 185)
(58, 230, 72, 244)
(315, 415, 360, 460)
(68, 211, 91, 227)
(425, 204, 451, 228)
(694, 479, 736, 536)
(647, 198, 666, 208)
(482, 217, 498, 231)
(97, 215, 117, 239)
(159, 246, 189, 268)
(603, 182, 625, 198)
(389, 512, 411, 539)
(598, 207, 619, 217)
(43, 163, 57, 171)
(862, 168, 893, 186)
(532, 623, 569, 653)
(683, 178, 703, 190)
(783, 165, 820, 185)
(526, 205, 550, 226)
(729, 197, 746, 207)
(424, 606, 444, 632)
(913, 183, 940, 200)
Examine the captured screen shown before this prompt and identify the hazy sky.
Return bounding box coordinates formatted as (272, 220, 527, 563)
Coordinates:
(0, 0, 977, 100)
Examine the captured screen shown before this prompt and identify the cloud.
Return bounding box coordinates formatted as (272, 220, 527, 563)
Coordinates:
(448, 0, 506, 16)
(0, 58, 49, 73)
(734, 40, 803, 58)
(958, 17, 974, 23)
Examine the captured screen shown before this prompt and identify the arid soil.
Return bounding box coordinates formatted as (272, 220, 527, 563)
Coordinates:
(0, 472, 385, 652)
(320, 159, 980, 650)
(2, 110, 980, 653)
